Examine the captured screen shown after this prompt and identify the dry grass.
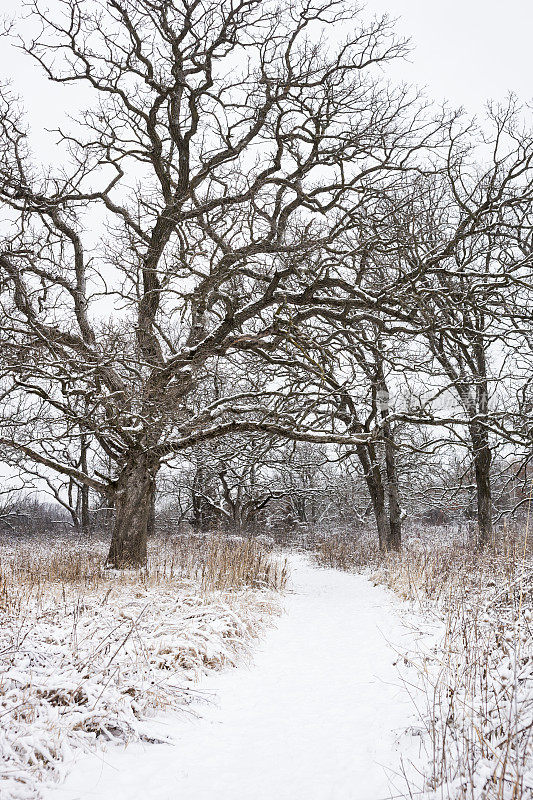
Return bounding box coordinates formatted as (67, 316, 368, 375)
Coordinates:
(314, 530, 381, 572)
(0, 532, 288, 616)
(165, 534, 289, 593)
(315, 524, 533, 799)
(377, 526, 531, 606)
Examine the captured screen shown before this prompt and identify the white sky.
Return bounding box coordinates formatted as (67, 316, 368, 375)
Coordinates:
(371, 0, 532, 112)
(0, 0, 531, 135)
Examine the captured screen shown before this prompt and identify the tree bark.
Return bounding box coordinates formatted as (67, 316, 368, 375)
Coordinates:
(106, 452, 157, 568)
(79, 435, 91, 535)
(470, 422, 492, 547)
(382, 416, 402, 551)
(355, 442, 391, 551)
(79, 486, 90, 535)
(146, 492, 156, 538)
(373, 489, 392, 551)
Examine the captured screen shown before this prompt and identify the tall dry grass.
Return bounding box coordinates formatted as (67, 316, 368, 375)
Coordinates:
(0, 532, 288, 615)
(315, 529, 381, 571)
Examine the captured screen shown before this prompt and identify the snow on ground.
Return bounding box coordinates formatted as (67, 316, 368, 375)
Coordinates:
(43, 554, 428, 800)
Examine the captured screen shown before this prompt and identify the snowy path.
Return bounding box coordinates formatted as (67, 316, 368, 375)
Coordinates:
(44, 555, 420, 800)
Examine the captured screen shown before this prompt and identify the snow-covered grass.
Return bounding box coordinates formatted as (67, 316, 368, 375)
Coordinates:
(0, 533, 286, 800)
(314, 524, 533, 799)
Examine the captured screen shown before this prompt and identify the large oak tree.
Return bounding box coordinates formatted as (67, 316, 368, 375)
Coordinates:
(0, 0, 440, 565)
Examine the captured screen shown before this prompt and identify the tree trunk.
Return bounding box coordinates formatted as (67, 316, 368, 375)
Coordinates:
(191, 466, 213, 532)
(382, 417, 402, 551)
(355, 442, 390, 551)
(106, 453, 157, 568)
(79, 486, 90, 535)
(470, 422, 492, 547)
(146, 491, 156, 538)
(79, 435, 91, 535)
(373, 492, 391, 551)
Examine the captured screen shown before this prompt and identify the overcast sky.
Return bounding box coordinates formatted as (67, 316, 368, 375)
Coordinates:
(0, 0, 531, 150)
(371, 0, 532, 112)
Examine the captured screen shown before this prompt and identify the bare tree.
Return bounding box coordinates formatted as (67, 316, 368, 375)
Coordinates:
(260, 318, 407, 550)
(381, 103, 533, 545)
(0, 0, 440, 566)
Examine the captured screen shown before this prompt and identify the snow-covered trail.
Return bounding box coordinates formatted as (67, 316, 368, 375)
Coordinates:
(45, 555, 420, 800)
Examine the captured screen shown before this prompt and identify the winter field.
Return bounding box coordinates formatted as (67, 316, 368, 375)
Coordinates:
(1, 526, 531, 800)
